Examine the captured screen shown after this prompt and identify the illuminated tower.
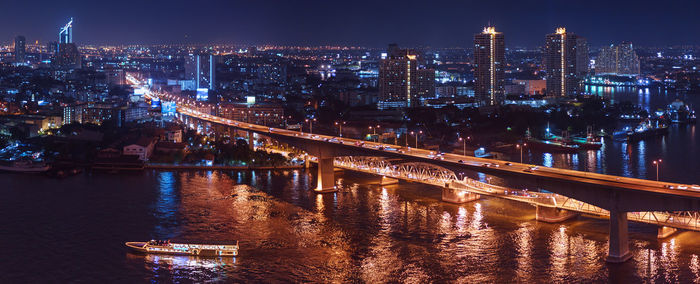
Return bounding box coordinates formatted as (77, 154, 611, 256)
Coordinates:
(14, 36, 26, 63)
(378, 44, 434, 108)
(56, 18, 80, 69)
(544, 27, 578, 97)
(474, 27, 505, 106)
(596, 42, 640, 76)
(184, 53, 216, 90)
(59, 18, 73, 45)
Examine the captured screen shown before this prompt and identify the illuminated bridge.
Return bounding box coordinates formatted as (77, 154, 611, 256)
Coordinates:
(131, 75, 700, 263)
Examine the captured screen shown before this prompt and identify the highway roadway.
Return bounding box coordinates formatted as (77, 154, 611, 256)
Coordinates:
(128, 75, 700, 201)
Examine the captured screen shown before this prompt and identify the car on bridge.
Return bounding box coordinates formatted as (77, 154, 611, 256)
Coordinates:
(524, 166, 539, 172)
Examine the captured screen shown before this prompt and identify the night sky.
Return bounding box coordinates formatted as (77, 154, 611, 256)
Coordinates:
(2, 0, 699, 47)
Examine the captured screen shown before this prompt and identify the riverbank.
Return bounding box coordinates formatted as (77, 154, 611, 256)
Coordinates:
(145, 163, 305, 170)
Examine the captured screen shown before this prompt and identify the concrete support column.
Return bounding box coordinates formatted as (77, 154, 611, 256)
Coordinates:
(248, 131, 255, 150)
(607, 210, 632, 263)
(314, 157, 337, 193)
(535, 206, 578, 223)
(657, 226, 677, 239)
(441, 187, 480, 203)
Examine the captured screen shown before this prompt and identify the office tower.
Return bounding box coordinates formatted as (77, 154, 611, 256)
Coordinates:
(474, 27, 505, 106)
(544, 27, 578, 97)
(14, 36, 26, 63)
(184, 53, 216, 90)
(378, 44, 435, 108)
(576, 37, 590, 77)
(55, 18, 80, 69)
(596, 42, 640, 76)
(59, 18, 73, 45)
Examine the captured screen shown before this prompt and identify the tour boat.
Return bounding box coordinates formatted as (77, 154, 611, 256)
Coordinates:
(0, 160, 50, 173)
(126, 240, 239, 256)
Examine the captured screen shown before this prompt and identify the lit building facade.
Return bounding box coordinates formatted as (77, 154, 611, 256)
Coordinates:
(544, 28, 578, 97)
(474, 27, 505, 106)
(378, 44, 435, 108)
(596, 42, 640, 76)
(56, 18, 80, 69)
(14, 36, 26, 63)
(184, 54, 216, 90)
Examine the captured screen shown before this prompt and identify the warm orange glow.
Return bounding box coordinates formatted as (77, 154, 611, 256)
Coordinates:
(556, 27, 566, 34)
(482, 26, 497, 34)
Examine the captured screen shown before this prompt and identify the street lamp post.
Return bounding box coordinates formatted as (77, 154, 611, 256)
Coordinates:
(408, 131, 413, 147)
(459, 136, 470, 155)
(653, 159, 662, 181)
(415, 130, 422, 148)
(375, 125, 381, 142)
(335, 121, 345, 137)
(305, 118, 316, 134)
(516, 143, 527, 163)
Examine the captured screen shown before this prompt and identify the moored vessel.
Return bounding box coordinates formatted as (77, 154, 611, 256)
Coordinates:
(126, 240, 239, 256)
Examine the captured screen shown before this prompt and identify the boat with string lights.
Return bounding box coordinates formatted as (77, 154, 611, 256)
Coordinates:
(126, 240, 239, 257)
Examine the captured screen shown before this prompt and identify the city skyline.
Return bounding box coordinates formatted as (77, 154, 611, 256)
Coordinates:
(2, 0, 700, 47)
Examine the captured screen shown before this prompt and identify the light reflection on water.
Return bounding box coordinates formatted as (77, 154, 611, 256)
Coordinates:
(520, 89, 699, 184)
(3, 168, 700, 281)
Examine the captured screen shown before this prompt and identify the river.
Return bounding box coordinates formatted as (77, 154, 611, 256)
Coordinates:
(1, 169, 700, 282)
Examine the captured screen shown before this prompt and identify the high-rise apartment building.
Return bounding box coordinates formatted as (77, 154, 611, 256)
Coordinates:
(184, 54, 216, 90)
(474, 27, 505, 106)
(544, 28, 578, 97)
(576, 37, 590, 77)
(14, 36, 26, 63)
(596, 43, 640, 76)
(378, 44, 434, 108)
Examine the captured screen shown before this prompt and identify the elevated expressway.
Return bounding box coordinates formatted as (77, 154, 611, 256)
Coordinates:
(135, 77, 700, 263)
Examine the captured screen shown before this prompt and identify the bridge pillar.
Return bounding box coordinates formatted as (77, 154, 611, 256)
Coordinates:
(379, 176, 399, 185)
(248, 131, 255, 150)
(314, 157, 337, 193)
(607, 210, 632, 263)
(535, 206, 578, 223)
(657, 226, 677, 239)
(441, 187, 480, 204)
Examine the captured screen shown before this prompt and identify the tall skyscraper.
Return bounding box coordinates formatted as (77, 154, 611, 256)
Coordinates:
(59, 18, 73, 45)
(576, 37, 590, 77)
(595, 43, 640, 76)
(544, 28, 578, 97)
(378, 44, 434, 108)
(184, 53, 216, 90)
(474, 27, 505, 106)
(55, 18, 80, 69)
(14, 36, 26, 63)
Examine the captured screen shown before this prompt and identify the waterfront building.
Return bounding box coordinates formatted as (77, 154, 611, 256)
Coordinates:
(474, 27, 505, 106)
(184, 53, 216, 91)
(544, 28, 578, 97)
(14, 36, 26, 63)
(595, 42, 640, 76)
(378, 44, 435, 108)
(123, 137, 157, 161)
